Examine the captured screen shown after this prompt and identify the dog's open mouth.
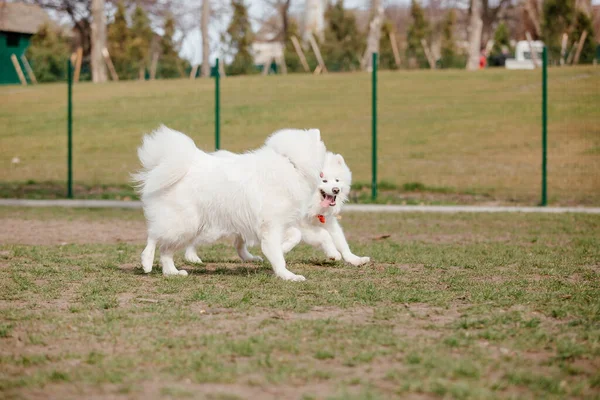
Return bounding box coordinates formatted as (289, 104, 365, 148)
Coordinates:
(320, 190, 336, 207)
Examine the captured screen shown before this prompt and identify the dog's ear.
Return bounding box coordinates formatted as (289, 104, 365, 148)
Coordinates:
(307, 129, 321, 142)
(336, 154, 345, 165)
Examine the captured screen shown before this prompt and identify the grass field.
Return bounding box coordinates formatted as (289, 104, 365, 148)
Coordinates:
(1, 67, 599, 205)
(1, 206, 599, 399)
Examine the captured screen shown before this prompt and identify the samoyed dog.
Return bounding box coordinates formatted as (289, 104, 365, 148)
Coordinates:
(280, 152, 370, 266)
(182, 151, 370, 267)
(133, 125, 326, 281)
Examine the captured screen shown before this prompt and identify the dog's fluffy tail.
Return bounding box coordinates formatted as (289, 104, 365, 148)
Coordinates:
(132, 125, 198, 196)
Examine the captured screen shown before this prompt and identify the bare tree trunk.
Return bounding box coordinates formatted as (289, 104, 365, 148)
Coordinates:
(91, 0, 108, 83)
(362, 0, 384, 71)
(282, 0, 291, 42)
(524, 0, 541, 37)
(201, 0, 211, 77)
(466, 0, 483, 71)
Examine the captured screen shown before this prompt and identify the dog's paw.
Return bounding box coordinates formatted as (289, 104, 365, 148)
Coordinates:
(185, 254, 203, 264)
(142, 264, 153, 274)
(327, 251, 342, 261)
(287, 274, 306, 282)
(184, 249, 203, 264)
(141, 256, 153, 273)
(278, 271, 306, 282)
(163, 269, 188, 277)
(241, 254, 263, 263)
(346, 255, 371, 267)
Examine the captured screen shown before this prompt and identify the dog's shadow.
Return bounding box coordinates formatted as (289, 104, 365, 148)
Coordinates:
(129, 259, 269, 277)
(128, 257, 341, 276)
(186, 262, 267, 277)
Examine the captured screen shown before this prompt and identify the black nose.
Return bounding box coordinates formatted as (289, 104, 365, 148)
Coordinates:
(332, 187, 340, 194)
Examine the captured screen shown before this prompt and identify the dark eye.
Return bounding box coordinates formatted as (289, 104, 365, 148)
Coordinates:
(323, 180, 327, 183)
(335, 179, 339, 182)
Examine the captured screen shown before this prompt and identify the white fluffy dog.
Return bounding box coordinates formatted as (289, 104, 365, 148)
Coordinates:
(183, 151, 370, 267)
(133, 126, 326, 281)
(279, 151, 370, 266)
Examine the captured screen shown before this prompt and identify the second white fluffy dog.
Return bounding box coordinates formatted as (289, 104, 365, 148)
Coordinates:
(280, 151, 370, 266)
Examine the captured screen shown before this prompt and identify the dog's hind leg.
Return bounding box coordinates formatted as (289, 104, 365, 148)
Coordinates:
(160, 249, 188, 276)
(141, 237, 156, 273)
(281, 227, 302, 254)
(184, 245, 203, 264)
(234, 235, 263, 262)
(261, 226, 305, 281)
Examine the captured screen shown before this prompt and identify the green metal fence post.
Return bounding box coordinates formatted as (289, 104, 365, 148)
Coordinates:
(541, 47, 547, 206)
(67, 59, 73, 199)
(215, 58, 220, 151)
(371, 52, 378, 201)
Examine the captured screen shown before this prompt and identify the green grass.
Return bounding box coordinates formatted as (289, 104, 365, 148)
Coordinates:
(1, 206, 599, 398)
(1, 67, 599, 205)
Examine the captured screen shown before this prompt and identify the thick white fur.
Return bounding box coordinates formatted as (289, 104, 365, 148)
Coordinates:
(133, 125, 326, 280)
(280, 152, 370, 266)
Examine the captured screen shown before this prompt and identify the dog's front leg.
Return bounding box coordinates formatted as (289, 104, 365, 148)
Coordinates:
(301, 224, 341, 261)
(326, 219, 370, 266)
(261, 226, 305, 281)
(141, 237, 156, 273)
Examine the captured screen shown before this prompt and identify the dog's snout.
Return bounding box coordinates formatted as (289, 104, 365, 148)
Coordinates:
(332, 187, 340, 194)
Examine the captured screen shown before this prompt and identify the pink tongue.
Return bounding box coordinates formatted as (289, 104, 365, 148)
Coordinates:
(320, 195, 335, 208)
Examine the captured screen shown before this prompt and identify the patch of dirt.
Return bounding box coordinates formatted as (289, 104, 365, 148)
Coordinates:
(0, 218, 147, 245)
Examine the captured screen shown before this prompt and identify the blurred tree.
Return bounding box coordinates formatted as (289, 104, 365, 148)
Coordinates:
(491, 22, 510, 55)
(321, 0, 364, 72)
(25, 24, 71, 82)
(378, 20, 398, 70)
(466, 0, 483, 70)
(201, 0, 211, 77)
(32, 0, 183, 68)
(362, 0, 383, 70)
(158, 13, 182, 78)
(542, 0, 575, 60)
(440, 9, 465, 68)
(406, 0, 430, 68)
(129, 4, 153, 79)
(283, 17, 306, 72)
(224, 0, 255, 75)
(91, 0, 108, 82)
(488, 21, 511, 66)
(480, 0, 514, 45)
(571, 10, 596, 63)
(107, 1, 133, 79)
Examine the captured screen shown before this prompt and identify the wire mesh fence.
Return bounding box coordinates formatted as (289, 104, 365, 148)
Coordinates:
(1, 56, 598, 205)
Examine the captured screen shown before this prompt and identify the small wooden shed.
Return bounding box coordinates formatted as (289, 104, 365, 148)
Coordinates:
(0, 2, 50, 85)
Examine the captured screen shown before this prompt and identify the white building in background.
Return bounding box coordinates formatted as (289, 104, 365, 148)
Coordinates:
(505, 40, 545, 70)
(303, 0, 324, 42)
